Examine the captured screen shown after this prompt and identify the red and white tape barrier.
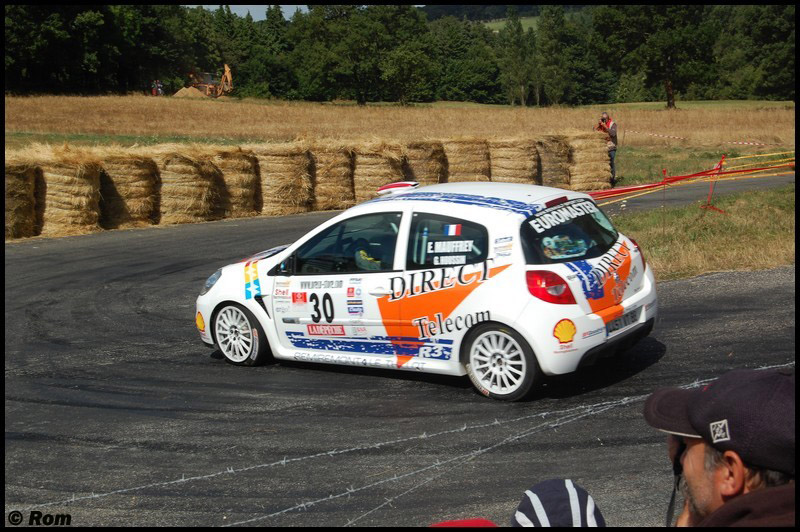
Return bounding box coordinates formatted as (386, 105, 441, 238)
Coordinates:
(624, 129, 781, 146)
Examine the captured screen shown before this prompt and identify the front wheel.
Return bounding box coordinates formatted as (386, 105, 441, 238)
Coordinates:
(464, 324, 541, 401)
(213, 303, 270, 366)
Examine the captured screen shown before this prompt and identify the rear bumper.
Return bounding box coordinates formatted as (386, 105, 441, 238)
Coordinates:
(577, 318, 654, 369)
(517, 266, 658, 376)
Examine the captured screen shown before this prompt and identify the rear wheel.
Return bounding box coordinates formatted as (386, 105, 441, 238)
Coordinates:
(464, 324, 541, 401)
(213, 303, 270, 366)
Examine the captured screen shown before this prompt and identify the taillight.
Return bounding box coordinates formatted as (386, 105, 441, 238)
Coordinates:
(629, 237, 646, 269)
(526, 270, 576, 305)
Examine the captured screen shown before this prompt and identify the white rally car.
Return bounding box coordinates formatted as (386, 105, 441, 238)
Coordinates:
(196, 182, 657, 401)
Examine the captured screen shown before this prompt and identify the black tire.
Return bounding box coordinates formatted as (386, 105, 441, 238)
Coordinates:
(212, 303, 271, 366)
(463, 323, 541, 401)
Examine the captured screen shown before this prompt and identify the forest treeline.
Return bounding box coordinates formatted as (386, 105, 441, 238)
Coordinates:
(4, 5, 795, 106)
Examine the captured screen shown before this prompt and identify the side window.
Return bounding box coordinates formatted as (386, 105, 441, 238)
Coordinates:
(407, 213, 488, 270)
(295, 212, 401, 274)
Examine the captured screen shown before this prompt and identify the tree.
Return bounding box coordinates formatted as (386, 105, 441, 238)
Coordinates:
(428, 16, 502, 103)
(497, 8, 535, 105)
(593, 5, 716, 108)
(536, 6, 571, 105)
(381, 40, 438, 104)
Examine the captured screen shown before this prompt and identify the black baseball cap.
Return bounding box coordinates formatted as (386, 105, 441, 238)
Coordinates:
(643, 368, 795, 475)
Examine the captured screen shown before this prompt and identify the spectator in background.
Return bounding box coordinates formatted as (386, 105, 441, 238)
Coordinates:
(643, 367, 794, 527)
(151, 80, 157, 96)
(511, 478, 606, 527)
(156, 79, 163, 96)
(430, 478, 605, 527)
(594, 112, 618, 186)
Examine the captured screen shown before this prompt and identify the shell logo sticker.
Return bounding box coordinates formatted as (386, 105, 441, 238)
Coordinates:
(553, 319, 576, 344)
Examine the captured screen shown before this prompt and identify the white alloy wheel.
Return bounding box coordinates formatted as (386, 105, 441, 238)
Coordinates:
(470, 330, 527, 394)
(214, 304, 268, 365)
(465, 325, 540, 401)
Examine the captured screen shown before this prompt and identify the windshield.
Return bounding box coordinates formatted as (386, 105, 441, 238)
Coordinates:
(521, 198, 618, 264)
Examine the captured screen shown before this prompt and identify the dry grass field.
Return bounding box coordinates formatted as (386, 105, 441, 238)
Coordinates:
(5, 95, 795, 148)
(613, 184, 795, 281)
(5, 96, 794, 280)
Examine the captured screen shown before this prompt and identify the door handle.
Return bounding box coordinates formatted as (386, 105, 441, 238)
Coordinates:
(368, 287, 392, 297)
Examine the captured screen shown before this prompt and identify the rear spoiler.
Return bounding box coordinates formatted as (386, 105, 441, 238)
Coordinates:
(376, 181, 419, 196)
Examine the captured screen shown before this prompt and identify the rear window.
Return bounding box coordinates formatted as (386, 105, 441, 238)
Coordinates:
(521, 198, 618, 264)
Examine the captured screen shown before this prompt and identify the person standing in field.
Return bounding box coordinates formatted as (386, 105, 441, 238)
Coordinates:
(594, 112, 618, 186)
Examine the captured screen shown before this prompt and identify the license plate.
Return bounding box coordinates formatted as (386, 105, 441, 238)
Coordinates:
(606, 307, 640, 336)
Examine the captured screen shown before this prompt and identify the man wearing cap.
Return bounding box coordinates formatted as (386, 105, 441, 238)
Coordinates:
(593, 112, 618, 186)
(643, 368, 795, 527)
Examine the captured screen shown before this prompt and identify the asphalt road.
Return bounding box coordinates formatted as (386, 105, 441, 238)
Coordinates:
(4, 175, 795, 527)
(599, 172, 795, 216)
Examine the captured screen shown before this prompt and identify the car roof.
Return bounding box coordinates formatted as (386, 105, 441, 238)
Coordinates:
(358, 182, 589, 218)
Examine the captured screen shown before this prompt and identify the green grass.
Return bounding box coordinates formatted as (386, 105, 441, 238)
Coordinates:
(582, 100, 795, 112)
(615, 146, 729, 186)
(615, 146, 794, 186)
(612, 184, 795, 280)
(484, 16, 538, 32)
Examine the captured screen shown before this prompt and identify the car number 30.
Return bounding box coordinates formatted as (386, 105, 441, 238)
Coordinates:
(310, 293, 334, 323)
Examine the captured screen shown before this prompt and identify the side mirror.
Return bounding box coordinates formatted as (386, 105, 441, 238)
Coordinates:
(270, 254, 294, 276)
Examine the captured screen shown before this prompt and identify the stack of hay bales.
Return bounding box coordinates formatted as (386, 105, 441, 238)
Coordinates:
(311, 143, 355, 211)
(488, 139, 540, 185)
(95, 147, 159, 229)
(4, 154, 41, 239)
(353, 142, 406, 203)
(152, 145, 220, 225)
(536, 136, 571, 189)
(210, 148, 260, 218)
(248, 143, 313, 216)
(403, 141, 447, 186)
(566, 132, 613, 192)
(442, 138, 491, 182)
(8, 144, 103, 237)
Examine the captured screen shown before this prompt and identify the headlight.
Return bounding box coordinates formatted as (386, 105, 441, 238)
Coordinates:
(200, 269, 222, 296)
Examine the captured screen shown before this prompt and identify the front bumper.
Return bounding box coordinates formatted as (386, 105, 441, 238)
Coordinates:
(196, 295, 215, 346)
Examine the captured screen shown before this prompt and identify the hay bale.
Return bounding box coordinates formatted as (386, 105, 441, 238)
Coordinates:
(442, 139, 491, 182)
(488, 139, 540, 185)
(403, 141, 447, 186)
(210, 148, 259, 218)
(567, 132, 613, 192)
(4, 160, 39, 239)
(311, 144, 355, 211)
(569, 139, 611, 164)
(95, 149, 159, 229)
(569, 180, 612, 192)
(353, 143, 405, 203)
(153, 146, 219, 225)
(9, 144, 103, 237)
(536, 136, 571, 188)
(247, 143, 313, 216)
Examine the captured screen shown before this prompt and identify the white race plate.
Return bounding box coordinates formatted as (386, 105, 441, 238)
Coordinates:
(606, 306, 641, 336)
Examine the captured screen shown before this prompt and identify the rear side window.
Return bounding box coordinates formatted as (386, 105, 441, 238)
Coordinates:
(521, 198, 618, 264)
(407, 213, 488, 269)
